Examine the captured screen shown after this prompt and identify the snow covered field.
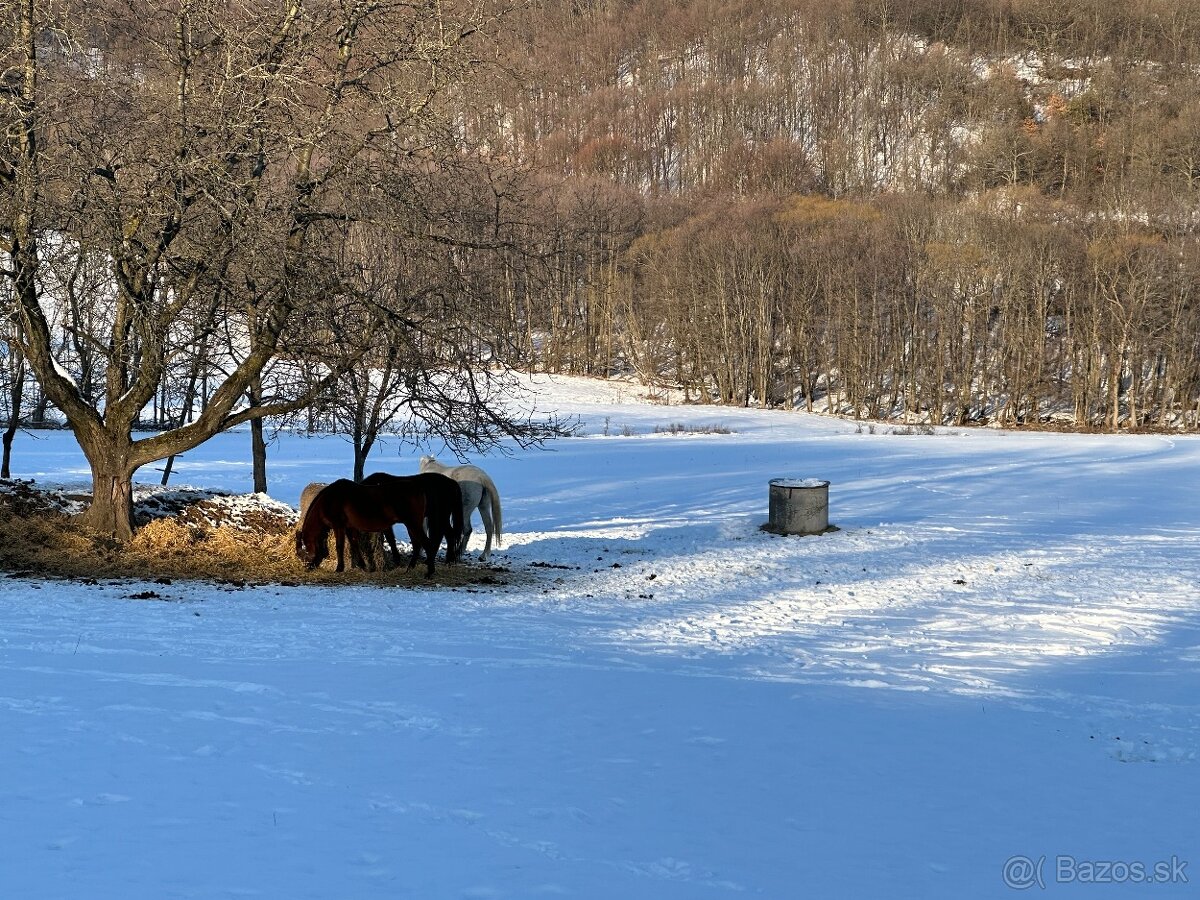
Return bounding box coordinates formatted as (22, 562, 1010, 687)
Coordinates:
(2, 373, 1198, 899)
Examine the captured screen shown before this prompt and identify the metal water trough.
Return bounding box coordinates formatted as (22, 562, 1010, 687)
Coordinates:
(767, 478, 831, 535)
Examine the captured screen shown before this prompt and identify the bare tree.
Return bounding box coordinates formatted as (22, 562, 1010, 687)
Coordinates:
(1, 301, 26, 477)
(1, 0, 516, 538)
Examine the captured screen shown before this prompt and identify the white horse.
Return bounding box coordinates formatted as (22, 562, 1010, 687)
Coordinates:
(418, 455, 503, 561)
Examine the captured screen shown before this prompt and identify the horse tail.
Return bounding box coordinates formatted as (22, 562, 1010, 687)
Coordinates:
(479, 472, 503, 547)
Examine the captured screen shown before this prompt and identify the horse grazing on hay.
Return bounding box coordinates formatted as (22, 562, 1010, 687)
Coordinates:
(297, 481, 387, 570)
(362, 471, 464, 570)
(418, 455, 503, 561)
(295, 478, 445, 577)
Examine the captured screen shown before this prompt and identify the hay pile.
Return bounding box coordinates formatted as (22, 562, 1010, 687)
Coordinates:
(0, 479, 513, 588)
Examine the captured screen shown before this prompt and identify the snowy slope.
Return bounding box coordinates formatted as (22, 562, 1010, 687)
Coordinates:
(2, 373, 1198, 898)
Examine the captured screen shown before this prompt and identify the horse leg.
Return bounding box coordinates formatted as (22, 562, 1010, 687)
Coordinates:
(424, 514, 448, 578)
(423, 527, 440, 578)
(476, 494, 494, 561)
(412, 518, 428, 562)
(449, 509, 464, 565)
(348, 528, 373, 572)
(334, 526, 347, 572)
(400, 523, 424, 572)
(460, 500, 474, 557)
(381, 526, 401, 570)
(442, 506, 461, 565)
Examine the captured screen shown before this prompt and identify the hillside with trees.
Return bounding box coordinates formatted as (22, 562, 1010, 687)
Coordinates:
(471, 0, 1200, 430)
(4, 0, 1200, 538)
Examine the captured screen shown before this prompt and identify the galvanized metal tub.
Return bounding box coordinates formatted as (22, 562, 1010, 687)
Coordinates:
(767, 478, 830, 535)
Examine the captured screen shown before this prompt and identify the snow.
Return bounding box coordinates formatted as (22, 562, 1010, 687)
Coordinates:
(2, 372, 1198, 898)
(769, 477, 828, 489)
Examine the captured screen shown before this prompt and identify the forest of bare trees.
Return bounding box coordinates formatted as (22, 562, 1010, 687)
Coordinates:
(464, 0, 1200, 430)
(3, 0, 1199, 537)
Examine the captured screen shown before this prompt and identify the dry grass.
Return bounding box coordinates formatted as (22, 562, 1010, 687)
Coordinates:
(0, 482, 517, 589)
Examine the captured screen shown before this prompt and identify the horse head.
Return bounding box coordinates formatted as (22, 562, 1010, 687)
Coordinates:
(294, 527, 312, 567)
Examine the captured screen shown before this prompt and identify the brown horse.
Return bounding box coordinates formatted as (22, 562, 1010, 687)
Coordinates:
(363, 471, 464, 568)
(297, 481, 386, 570)
(295, 478, 432, 575)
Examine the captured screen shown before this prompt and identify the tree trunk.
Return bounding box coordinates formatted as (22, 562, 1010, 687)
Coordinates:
(31, 391, 48, 425)
(1109, 353, 1122, 431)
(79, 457, 137, 541)
(353, 443, 368, 483)
(352, 425, 377, 483)
(2, 352, 24, 478)
(1, 425, 17, 479)
(350, 404, 377, 483)
(249, 376, 267, 493)
(251, 420, 267, 494)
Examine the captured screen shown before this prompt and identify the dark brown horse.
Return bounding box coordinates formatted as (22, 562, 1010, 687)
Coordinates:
(363, 471, 464, 569)
(295, 478, 432, 575)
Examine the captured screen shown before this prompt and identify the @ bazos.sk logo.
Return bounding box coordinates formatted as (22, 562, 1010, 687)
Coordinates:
(1003, 855, 1189, 890)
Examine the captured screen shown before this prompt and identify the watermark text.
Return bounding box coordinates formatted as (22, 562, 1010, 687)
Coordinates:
(1003, 855, 1189, 890)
